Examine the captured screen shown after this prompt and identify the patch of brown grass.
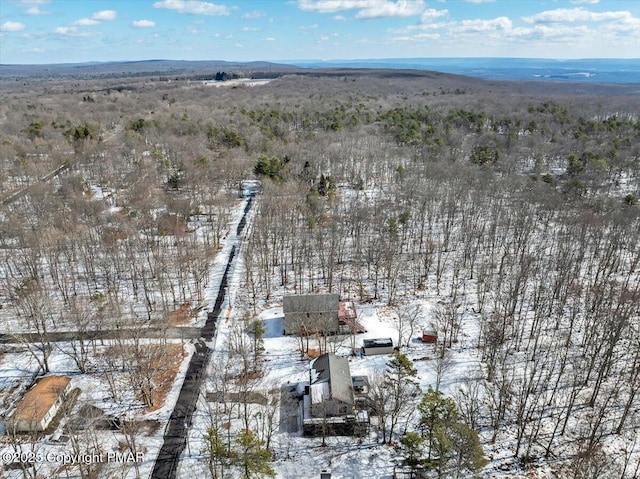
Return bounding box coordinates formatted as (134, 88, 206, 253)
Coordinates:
(167, 302, 194, 326)
(306, 348, 322, 359)
(157, 213, 188, 236)
(146, 343, 187, 413)
(237, 370, 263, 383)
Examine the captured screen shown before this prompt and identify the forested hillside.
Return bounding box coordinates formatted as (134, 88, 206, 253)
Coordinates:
(0, 70, 639, 478)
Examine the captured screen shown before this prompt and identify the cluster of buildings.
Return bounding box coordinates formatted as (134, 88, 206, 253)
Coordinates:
(283, 293, 399, 437)
(2, 293, 431, 445)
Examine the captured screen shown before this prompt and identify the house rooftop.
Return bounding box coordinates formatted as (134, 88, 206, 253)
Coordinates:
(13, 375, 71, 422)
(283, 293, 339, 313)
(311, 353, 354, 406)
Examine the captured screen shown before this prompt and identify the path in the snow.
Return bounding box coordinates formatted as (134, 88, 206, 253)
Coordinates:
(0, 326, 203, 344)
(0, 163, 69, 205)
(151, 194, 254, 479)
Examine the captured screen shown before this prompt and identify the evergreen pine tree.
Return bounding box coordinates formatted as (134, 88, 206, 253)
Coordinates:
(232, 429, 275, 479)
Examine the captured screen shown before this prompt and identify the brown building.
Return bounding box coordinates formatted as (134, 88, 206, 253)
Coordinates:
(422, 330, 438, 344)
(7, 376, 72, 432)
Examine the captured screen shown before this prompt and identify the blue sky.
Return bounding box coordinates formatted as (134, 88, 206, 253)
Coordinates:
(0, 0, 638, 64)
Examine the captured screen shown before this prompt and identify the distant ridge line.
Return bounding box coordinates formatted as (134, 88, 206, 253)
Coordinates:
(0, 58, 638, 84)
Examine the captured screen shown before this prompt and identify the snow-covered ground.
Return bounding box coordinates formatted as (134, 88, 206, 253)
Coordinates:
(0, 186, 255, 479)
(176, 234, 486, 478)
(3, 173, 639, 478)
(176, 176, 640, 479)
(0, 340, 192, 479)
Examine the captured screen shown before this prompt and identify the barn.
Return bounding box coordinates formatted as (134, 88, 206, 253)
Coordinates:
(283, 294, 365, 336)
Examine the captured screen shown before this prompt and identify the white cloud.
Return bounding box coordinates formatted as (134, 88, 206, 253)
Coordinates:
(416, 32, 439, 39)
(391, 8, 447, 33)
(92, 10, 118, 21)
(240, 26, 260, 32)
(421, 8, 447, 23)
(297, 0, 376, 13)
(571, 0, 599, 4)
(54, 26, 72, 35)
(378, 2, 635, 57)
(464, 0, 495, 3)
(25, 6, 50, 15)
(74, 18, 100, 26)
(509, 24, 590, 41)
(601, 14, 640, 33)
(297, 0, 425, 18)
(356, 0, 425, 19)
(401, 13, 511, 37)
(523, 8, 635, 24)
(19, 0, 50, 4)
(133, 20, 156, 28)
(456, 16, 512, 32)
(394, 32, 440, 41)
(1, 21, 26, 32)
(264, 37, 276, 41)
(54, 26, 91, 37)
(153, 0, 230, 16)
(242, 10, 264, 19)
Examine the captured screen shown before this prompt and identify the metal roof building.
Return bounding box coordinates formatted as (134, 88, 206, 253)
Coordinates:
(283, 293, 340, 335)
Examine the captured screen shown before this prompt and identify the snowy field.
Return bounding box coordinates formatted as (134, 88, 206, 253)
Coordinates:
(0, 340, 194, 479)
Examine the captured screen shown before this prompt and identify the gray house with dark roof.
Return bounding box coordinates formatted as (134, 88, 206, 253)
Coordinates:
(283, 293, 340, 335)
(302, 352, 369, 436)
(307, 352, 354, 417)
